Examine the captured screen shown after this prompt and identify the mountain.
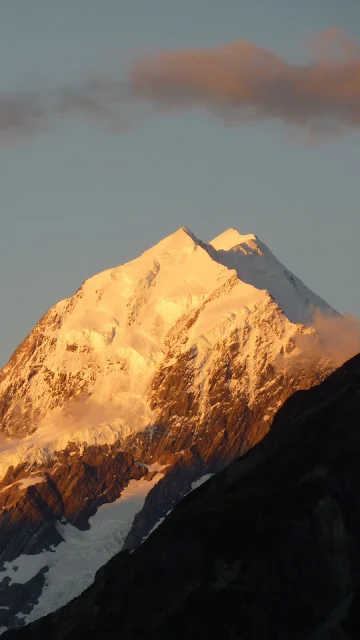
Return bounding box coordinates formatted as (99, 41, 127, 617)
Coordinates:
(0, 227, 336, 631)
(5, 353, 360, 640)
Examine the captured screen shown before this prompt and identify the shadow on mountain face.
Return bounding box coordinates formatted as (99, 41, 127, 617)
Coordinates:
(5, 353, 360, 640)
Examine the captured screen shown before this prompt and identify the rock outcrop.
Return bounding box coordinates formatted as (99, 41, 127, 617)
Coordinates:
(5, 353, 360, 640)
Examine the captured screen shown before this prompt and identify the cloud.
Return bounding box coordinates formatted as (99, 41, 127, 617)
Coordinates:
(129, 29, 360, 137)
(306, 27, 360, 63)
(274, 310, 360, 377)
(0, 93, 47, 141)
(1, 28, 360, 142)
(0, 77, 132, 143)
(310, 310, 360, 367)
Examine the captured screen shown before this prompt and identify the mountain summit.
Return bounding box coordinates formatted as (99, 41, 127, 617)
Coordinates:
(0, 227, 333, 467)
(0, 226, 336, 630)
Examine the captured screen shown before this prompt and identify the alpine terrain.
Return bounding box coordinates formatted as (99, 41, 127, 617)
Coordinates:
(7, 352, 360, 640)
(0, 226, 338, 631)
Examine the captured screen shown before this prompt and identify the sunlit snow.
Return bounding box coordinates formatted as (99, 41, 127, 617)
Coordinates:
(0, 227, 334, 480)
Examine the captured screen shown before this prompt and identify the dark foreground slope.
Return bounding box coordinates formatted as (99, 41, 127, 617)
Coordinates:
(6, 353, 360, 640)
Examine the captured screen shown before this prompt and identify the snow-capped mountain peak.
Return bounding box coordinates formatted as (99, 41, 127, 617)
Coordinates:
(210, 228, 258, 252)
(209, 227, 334, 325)
(0, 226, 335, 462)
(140, 225, 200, 259)
(0, 225, 339, 631)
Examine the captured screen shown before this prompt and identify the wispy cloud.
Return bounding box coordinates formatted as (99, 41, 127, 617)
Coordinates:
(1, 28, 360, 143)
(0, 93, 47, 141)
(0, 78, 131, 142)
(274, 310, 360, 377)
(309, 310, 360, 367)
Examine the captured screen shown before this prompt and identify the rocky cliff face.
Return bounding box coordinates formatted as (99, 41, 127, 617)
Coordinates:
(5, 353, 360, 640)
(0, 227, 337, 630)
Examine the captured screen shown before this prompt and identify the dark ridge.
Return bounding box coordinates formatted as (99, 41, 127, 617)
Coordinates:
(5, 353, 360, 640)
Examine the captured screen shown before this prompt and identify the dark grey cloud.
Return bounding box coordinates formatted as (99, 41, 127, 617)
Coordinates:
(0, 92, 46, 140)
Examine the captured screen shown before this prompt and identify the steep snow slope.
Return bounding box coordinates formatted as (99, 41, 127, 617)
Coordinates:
(211, 228, 332, 323)
(0, 227, 334, 478)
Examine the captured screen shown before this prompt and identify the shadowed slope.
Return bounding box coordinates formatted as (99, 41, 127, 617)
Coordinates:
(6, 353, 360, 640)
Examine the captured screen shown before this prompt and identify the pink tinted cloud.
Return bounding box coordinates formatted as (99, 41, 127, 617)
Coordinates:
(129, 28, 360, 135)
(274, 311, 360, 376)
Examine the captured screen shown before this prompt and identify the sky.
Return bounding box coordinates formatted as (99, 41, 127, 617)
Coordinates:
(0, 0, 359, 366)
